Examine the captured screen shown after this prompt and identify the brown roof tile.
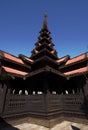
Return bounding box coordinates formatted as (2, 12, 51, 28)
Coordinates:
(34, 49, 38, 53)
(64, 66, 88, 76)
(3, 52, 24, 64)
(23, 57, 34, 63)
(37, 43, 41, 46)
(65, 54, 85, 65)
(2, 66, 28, 76)
(51, 50, 55, 54)
(56, 57, 66, 63)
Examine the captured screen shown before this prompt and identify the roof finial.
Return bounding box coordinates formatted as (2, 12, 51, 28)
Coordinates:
(44, 12, 47, 19)
(43, 12, 48, 29)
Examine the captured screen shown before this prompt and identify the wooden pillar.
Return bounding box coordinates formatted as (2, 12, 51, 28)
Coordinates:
(83, 79, 88, 97)
(28, 88, 33, 95)
(43, 80, 49, 94)
(14, 89, 19, 94)
(22, 90, 25, 95)
(0, 83, 3, 114)
(68, 89, 72, 94)
(0, 83, 7, 114)
(74, 88, 77, 94)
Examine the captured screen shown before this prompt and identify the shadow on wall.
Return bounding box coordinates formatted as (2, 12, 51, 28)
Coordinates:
(0, 117, 19, 130)
(71, 125, 80, 130)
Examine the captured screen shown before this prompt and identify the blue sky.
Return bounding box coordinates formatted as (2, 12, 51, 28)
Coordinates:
(0, 0, 88, 58)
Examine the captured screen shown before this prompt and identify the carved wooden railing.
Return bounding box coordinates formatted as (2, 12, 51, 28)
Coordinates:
(2, 93, 86, 119)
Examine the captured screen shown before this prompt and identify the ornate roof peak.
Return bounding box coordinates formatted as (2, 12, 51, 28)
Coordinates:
(42, 13, 48, 29)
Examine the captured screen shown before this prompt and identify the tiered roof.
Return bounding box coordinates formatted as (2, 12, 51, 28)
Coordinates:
(0, 50, 30, 78)
(0, 15, 88, 79)
(59, 52, 88, 77)
(31, 14, 58, 60)
(0, 50, 24, 65)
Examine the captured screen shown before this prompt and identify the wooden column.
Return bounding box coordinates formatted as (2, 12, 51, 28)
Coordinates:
(43, 80, 49, 94)
(83, 79, 88, 97)
(14, 89, 19, 94)
(0, 83, 7, 114)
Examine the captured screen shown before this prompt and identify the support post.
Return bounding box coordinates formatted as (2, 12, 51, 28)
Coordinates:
(0, 83, 7, 115)
(43, 80, 49, 94)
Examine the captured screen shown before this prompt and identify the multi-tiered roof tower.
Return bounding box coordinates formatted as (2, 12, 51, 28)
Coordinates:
(0, 15, 88, 127)
(31, 14, 58, 60)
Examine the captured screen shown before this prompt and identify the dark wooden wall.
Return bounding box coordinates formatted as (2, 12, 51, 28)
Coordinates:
(1, 92, 87, 119)
(0, 74, 88, 120)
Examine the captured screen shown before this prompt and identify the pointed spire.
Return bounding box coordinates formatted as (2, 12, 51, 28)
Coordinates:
(31, 14, 58, 59)
(42, 13, 48, 29)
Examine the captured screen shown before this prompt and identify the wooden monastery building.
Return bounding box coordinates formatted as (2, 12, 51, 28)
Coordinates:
(0, 15, 88, 127)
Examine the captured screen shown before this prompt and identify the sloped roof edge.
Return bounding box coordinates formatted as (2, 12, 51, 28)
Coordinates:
(2, 66, 28, 77)
(0, 50, 24, 65)
(64, 66, 88, 77)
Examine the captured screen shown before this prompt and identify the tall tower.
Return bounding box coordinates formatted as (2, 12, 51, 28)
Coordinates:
(31, 14, 58, 60)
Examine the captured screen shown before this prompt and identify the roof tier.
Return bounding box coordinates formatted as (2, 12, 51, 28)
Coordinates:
(64, 66, 88, 77)
(0, 50, 31, 76)
(31, 48, 58, 60)
(2, 66, 28, 77)
(59, 52, 88, 73)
